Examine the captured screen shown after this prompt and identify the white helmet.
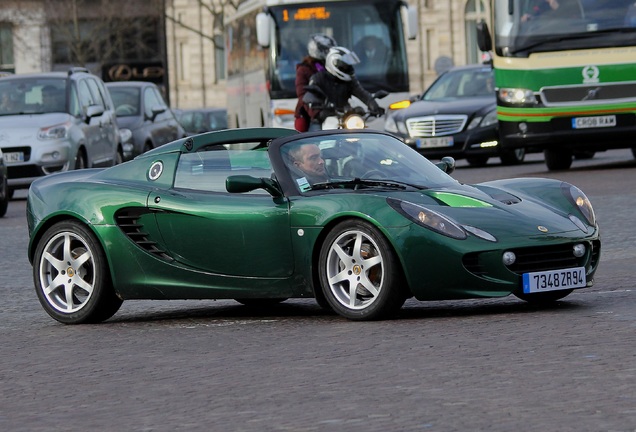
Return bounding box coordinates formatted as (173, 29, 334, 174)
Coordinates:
(307, 34, 336, 60)
(325, 46, 360, 82)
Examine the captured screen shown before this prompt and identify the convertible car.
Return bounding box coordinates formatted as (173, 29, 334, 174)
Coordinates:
(27, 128, 601, 324)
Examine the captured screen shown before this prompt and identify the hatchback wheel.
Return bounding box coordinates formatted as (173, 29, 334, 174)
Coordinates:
(74, 151, 87, 170)
(318, 219, 407, 320)
(33, 221, 122, 324)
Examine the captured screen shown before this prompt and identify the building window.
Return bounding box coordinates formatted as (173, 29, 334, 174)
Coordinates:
(0, 23, 14, 73)
(464, 0, 488, 64)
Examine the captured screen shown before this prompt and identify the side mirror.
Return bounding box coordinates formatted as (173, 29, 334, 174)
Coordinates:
(148, 105, 167, 122)
(85, 105, 104, 122)
(226, 175, 282, 197)
(435, 156, 455, 175)
(373, 90, 389, 100)
(256, 12, 271, 47)
(402, 4, 418, 40)
(476, 21, 492, 52)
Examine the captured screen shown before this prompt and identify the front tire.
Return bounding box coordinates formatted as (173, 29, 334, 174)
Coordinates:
(318, 219, 407, 320)
(500, 147, 525, 165)
(0, 174, 8, 217)
(544, 149, 573, 171)
(33, 221, 122, 324)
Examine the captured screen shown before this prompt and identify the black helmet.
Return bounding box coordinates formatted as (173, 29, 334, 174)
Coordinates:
(307, 33, 337, 60)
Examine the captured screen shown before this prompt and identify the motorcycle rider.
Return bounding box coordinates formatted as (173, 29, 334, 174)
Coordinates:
(294, 33, 337, 132)
(303, 46, 383, 130)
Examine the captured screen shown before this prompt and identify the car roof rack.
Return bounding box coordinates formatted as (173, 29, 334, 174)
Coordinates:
(68, 67, 90, 76)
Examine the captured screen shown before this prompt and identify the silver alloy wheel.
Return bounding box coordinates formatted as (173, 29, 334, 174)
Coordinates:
(37, 231, 96, 313)
(325, 229, 384, 310)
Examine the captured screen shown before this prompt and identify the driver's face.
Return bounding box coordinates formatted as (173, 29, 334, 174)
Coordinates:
(295, 144, 326, 177)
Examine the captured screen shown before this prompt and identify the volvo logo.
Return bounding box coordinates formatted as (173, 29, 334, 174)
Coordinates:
(582, 87, 601, 101)
(582, 65, 599, 84)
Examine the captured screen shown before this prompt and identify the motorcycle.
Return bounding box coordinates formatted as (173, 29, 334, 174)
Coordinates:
(303, 85, 388, 130)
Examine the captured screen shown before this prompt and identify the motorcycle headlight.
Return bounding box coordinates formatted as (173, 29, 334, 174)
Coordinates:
(344, 114, 365, 129)
(563, 184, 596, 226)
(388, 198, 467, 240)
(498, 88, 536, 106)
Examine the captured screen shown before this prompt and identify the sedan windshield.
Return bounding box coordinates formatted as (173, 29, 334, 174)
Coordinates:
(422, 67, 494, 101)
(280, 132, 459, 192)
(109, 87, 141, 116)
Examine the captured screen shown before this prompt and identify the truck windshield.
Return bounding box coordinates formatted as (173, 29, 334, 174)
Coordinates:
(494, 0, 636, 56)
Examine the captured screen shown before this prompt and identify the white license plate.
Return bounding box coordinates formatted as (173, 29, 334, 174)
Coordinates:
(416, 136, 454, 148)
(572, 115, 616, 129)
(4, 152, 24, 163)
(522, 267, 586, 294)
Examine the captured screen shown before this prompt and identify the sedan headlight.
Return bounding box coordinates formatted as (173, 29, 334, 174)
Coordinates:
(467, 109, 498, 130)
(38, 122, 70, 140)
(384, 114, 398, 133)
(388, 198, 467, 239)
(498, 88, 536, 106)
(563, 184, 596, 226)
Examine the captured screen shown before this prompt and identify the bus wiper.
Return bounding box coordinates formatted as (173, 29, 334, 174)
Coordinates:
(310, 178, 423, 191)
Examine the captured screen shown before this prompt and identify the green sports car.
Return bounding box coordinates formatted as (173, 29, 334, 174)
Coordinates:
(27, 128, 601, 323)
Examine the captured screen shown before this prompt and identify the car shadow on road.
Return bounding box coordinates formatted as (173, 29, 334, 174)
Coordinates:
(103, 296, 585, 325)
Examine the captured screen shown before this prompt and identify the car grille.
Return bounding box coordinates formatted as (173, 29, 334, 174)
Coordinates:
(115, 208, 173, 262)
(540, 82, 636, 106)
(463, 240, 601, 277)
(406, 115, 467, 137)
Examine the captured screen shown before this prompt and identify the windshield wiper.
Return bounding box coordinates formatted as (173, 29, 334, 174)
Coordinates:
(310, 178, 424, 191)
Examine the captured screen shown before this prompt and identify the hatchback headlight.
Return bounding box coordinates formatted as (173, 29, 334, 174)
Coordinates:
(388, 198, 467, 239)
(38, 122, 70, 140)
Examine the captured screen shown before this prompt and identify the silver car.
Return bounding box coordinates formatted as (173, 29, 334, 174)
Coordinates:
(0, 68, 122, 194)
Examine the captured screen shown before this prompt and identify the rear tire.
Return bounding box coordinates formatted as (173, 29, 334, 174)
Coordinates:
(32, 220, 122, 324)
(544, 149, 572, 171)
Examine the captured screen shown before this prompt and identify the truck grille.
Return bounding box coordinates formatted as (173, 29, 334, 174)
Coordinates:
(540, 82, 636, 106)
(406, 115, 467, 137)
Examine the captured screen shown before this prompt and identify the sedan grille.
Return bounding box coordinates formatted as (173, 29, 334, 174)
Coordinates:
(406, 115, 467, 138)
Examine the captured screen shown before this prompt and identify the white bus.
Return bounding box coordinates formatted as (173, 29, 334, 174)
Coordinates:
(225, 0, 417, 129)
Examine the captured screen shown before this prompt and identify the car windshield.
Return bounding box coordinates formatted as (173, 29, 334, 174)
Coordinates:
(0, 78, 67, 115)
(109, 87, 141, 116)
(422, 67, 494, 101)
(280, 132, 458, 193)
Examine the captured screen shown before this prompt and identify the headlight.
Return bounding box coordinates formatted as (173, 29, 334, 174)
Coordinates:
(38, 122, 70, 140)
(388, 198, 467, 239)
(563, 184, 596, 226)
(498, 88, 536, 106)
(344, 114, 365, 129)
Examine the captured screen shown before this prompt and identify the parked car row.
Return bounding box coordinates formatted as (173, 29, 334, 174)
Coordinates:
(0, 68, 228, 207)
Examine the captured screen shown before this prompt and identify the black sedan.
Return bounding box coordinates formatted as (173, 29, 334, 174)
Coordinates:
(106, 81, 185, 160)
(384, 64, 525, 166)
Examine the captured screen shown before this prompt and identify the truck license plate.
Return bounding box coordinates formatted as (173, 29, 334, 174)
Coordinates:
(572, 115, 616, 129)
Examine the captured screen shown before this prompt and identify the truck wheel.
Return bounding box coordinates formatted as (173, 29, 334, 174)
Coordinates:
(544, 149, 572, 171)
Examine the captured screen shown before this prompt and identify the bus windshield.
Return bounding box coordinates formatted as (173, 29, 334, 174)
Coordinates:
(494, 0, 636, 56)
(267, 0, 409, 98)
